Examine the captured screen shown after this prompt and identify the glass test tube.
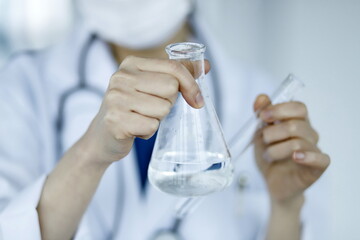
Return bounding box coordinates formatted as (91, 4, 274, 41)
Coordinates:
(173, 74, 305, 219)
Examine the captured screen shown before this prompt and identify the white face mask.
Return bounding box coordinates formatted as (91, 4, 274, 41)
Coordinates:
(77, 0, 192, 49)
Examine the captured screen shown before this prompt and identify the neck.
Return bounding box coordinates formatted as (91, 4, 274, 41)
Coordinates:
(110, 23, 190, 63)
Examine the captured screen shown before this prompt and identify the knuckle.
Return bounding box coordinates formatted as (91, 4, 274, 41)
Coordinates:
(160, 102, 172, 117)
(114, 129, 129, 140)
(286, 120, 298, 136)
(291, 139, 303, 151)
(168, 79, 179, 95)
(105, 89, 118, 104)
(116, 69, 132, 80)
(126, 126, 138, 138)
(106, 89, 130, 106)
(110, 70, 134, 89)
(190, 82, 200, 93)
(168, 60, 183, 73)
(121, 55, 137, 66)
(141, 118, 159, 136)
(262, 127, 272, 144)
(103, 111, 117, 128)
(121, 119, 139, 139)
(148, 120, 159, 135)
(149, 119, 160, 133)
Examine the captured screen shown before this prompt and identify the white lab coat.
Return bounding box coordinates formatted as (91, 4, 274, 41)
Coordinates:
(0, 18, 318, 240)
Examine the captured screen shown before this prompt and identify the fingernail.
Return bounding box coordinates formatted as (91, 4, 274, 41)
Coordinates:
(195, 92, 204, 108)
(293, 151, 305, 161)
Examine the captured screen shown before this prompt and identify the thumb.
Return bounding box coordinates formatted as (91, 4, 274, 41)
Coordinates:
(253, 94, 271, 112)
(180, 59, 211, 79)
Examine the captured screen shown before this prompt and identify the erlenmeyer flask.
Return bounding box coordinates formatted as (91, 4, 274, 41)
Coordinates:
(148, 42, 233, 197)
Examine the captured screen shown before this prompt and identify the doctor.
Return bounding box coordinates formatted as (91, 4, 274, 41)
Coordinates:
(0, 0, 330, 239)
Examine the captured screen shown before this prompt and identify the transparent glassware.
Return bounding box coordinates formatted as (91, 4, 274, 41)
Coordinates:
(172, 74, 305, 218)
(148, 42, 233, 197)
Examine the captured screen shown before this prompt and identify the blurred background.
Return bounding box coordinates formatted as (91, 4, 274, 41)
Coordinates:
(0, 0, 359, 239)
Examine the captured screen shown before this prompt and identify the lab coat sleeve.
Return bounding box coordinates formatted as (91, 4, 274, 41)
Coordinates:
(0, 55, 55, 239)
(0, 175, 46, 239)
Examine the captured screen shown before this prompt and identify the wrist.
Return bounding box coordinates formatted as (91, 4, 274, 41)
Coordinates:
(267, 195, 304, 240)
(73, 133, 112, 171)
(271, 194, 305, 214)
(81, 119, 132, 164)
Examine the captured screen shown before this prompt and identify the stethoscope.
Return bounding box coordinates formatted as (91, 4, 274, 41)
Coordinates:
(55, 26, 224, 240)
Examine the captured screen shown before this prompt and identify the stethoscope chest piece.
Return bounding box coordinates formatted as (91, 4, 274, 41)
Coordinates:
(235, 171, 251, 216)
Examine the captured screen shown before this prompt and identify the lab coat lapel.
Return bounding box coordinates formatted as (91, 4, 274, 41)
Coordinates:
(115, 149, 146, 239)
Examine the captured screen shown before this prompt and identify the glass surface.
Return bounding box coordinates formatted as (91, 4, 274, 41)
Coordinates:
(148, 42, 233, 197)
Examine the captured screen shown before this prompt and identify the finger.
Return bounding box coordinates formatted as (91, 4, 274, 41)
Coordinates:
(121, 56, 203, 108)
(114, 112, 160, 140)
(134, 72, 179, 104)
(253, 94, 271, 112)
(259, 101, 308, 123)
(129, 91, 172, 120)
(293, 151, 331, 170)
(263, 138, 317, 163)
(110, 71, 179, 105)
(262, 119, 319, 145)
(120, 56, 211, 75)
(107, 88, 172, 120)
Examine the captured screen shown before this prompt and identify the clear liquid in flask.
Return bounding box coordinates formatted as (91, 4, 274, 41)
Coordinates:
(148, 152, 233, 197)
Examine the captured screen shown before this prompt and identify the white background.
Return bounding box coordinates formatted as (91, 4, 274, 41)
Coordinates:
(200, 1, 360, 239)
(1, 0, 359, 239)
